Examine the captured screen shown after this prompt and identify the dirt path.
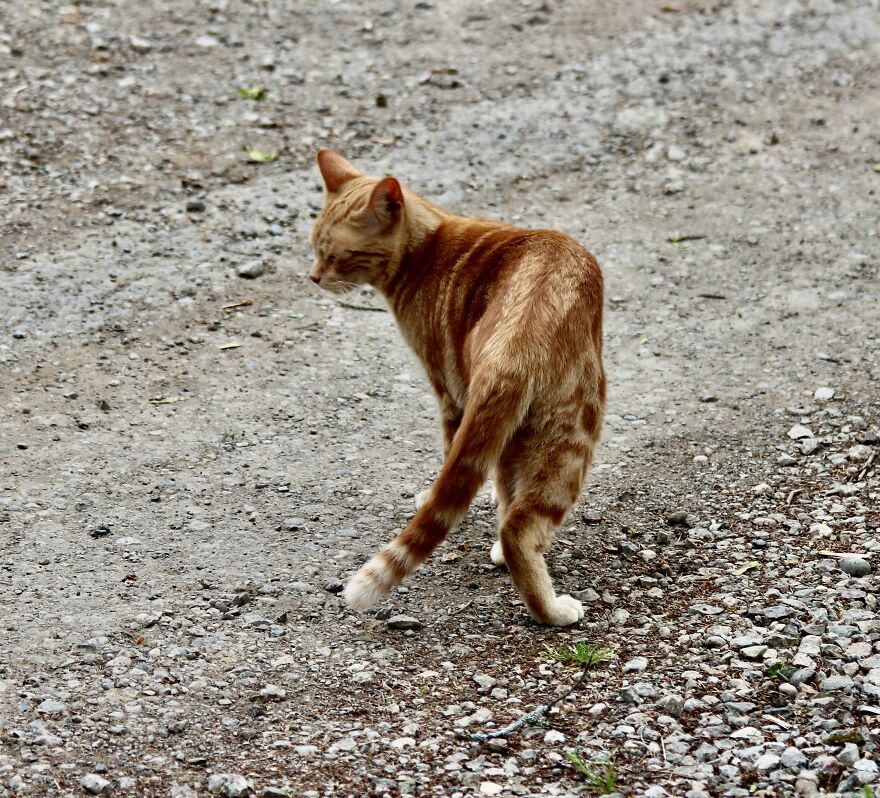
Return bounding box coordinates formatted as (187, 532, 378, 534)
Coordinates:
(1, 1, 879, 796)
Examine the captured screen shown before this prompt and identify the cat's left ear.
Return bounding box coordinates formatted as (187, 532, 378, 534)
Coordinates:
(317, 149, 360, 193)
(365, 177, 404, 229)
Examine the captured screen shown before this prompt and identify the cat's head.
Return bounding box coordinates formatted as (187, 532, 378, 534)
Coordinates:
(309, 150, 404, 293)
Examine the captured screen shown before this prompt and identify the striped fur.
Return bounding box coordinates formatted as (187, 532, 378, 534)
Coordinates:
(311, 150, 606, 626)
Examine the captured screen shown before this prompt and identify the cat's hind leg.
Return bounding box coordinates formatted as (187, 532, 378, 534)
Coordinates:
(345, 372, 530, 610)
(499, 422, 598, 626)
(489, 456, 518, 567)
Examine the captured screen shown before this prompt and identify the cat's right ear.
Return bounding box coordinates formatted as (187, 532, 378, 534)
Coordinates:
(317, 150, 360, 193)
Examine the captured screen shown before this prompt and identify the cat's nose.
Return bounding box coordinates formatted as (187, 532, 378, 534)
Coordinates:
(309, 274, 321, 285)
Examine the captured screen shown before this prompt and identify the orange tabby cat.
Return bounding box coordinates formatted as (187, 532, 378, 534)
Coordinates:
(310, 150, 605, 626)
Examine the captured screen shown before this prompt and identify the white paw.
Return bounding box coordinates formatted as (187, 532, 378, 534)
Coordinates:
(543, 594, 585, 627)
(414, 488, 431, 511)
(490, 539, 506, 567)
(343, 567, 385, 610)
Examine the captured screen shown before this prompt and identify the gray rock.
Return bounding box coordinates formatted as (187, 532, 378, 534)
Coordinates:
(755, 752, 781, 772)
(37, 699, 67, 715)
(622, 656, 648, 673)
(81, 774, 110, 795)
(473, 673, 497, 690)
(386, 615, 422, 630)
(620, 682, 657, 704)
(800, 438, 820, 454)
(207, 773, 253, 797)
(790, 668, 816, 686)
(655, 693, 684, 717)
(237, 261, 267, 279)
(837, 743, 859, 766)
(847, 444, 872, 462)
(820, 675, 854, 692)
(129, 36, 152, 53)
(780, 746, 808, 769)
(798, 635, 822, 656)
(839, 556, 871, 577)
(259, 684, 286, 701)
(794, 771, 819, 798)
(731, 631, 766, 649)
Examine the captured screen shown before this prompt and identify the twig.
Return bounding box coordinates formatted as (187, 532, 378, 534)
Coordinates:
(467, 665, 590, 742)
(854, 450, 876, 483)
(786, 489, 802, 506)
(338, 302, 387, 313)
(435, 600, 473, 625)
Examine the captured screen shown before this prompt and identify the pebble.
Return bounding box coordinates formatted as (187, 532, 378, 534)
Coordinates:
(129, 35, 153, 53)
(781, 746, 808, 769)
(839, 556, 871, 577)
(655, 693, 684, 717)
(37, 699, 67, 714)
(259, 684, 286, 701)
(837, 743, 859, 766)
(847, 444, 872, 462)
(237, 261, 267, 279)
(386, 615, 422, 630)
(622, 656, 649, 673)
(80, 774, 110, 795)
(186, 199, 206, 213)
(473, 673, 497, 690)
(820, 675, 854, 692)
(543, 729, 565, 743)
(814, 386, 835, 401)
(788, 425, 813, 439)
(207, 773, 254, 797)
(755, 752, 781, 772)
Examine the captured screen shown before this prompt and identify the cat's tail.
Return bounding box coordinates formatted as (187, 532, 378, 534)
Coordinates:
(344, 370, 532, 610)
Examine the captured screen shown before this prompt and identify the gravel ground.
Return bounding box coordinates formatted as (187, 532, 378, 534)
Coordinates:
(2, 0, 880, 796)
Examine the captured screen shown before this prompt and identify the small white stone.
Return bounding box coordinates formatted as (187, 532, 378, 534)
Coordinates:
(129, 35, 152, 53)
(667, 145, 686, 162)
(81, 774, 110, 795)
(788, 425, 813, 440)
(755, 753, 781, 772)
(390, 737, 415, 750)
(622, 656, 649, 673)
(543, 729, 566, 743)
(480, 783, 503, 796)
(473, 673, 497, 690)
(814, 386, 834, 401)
